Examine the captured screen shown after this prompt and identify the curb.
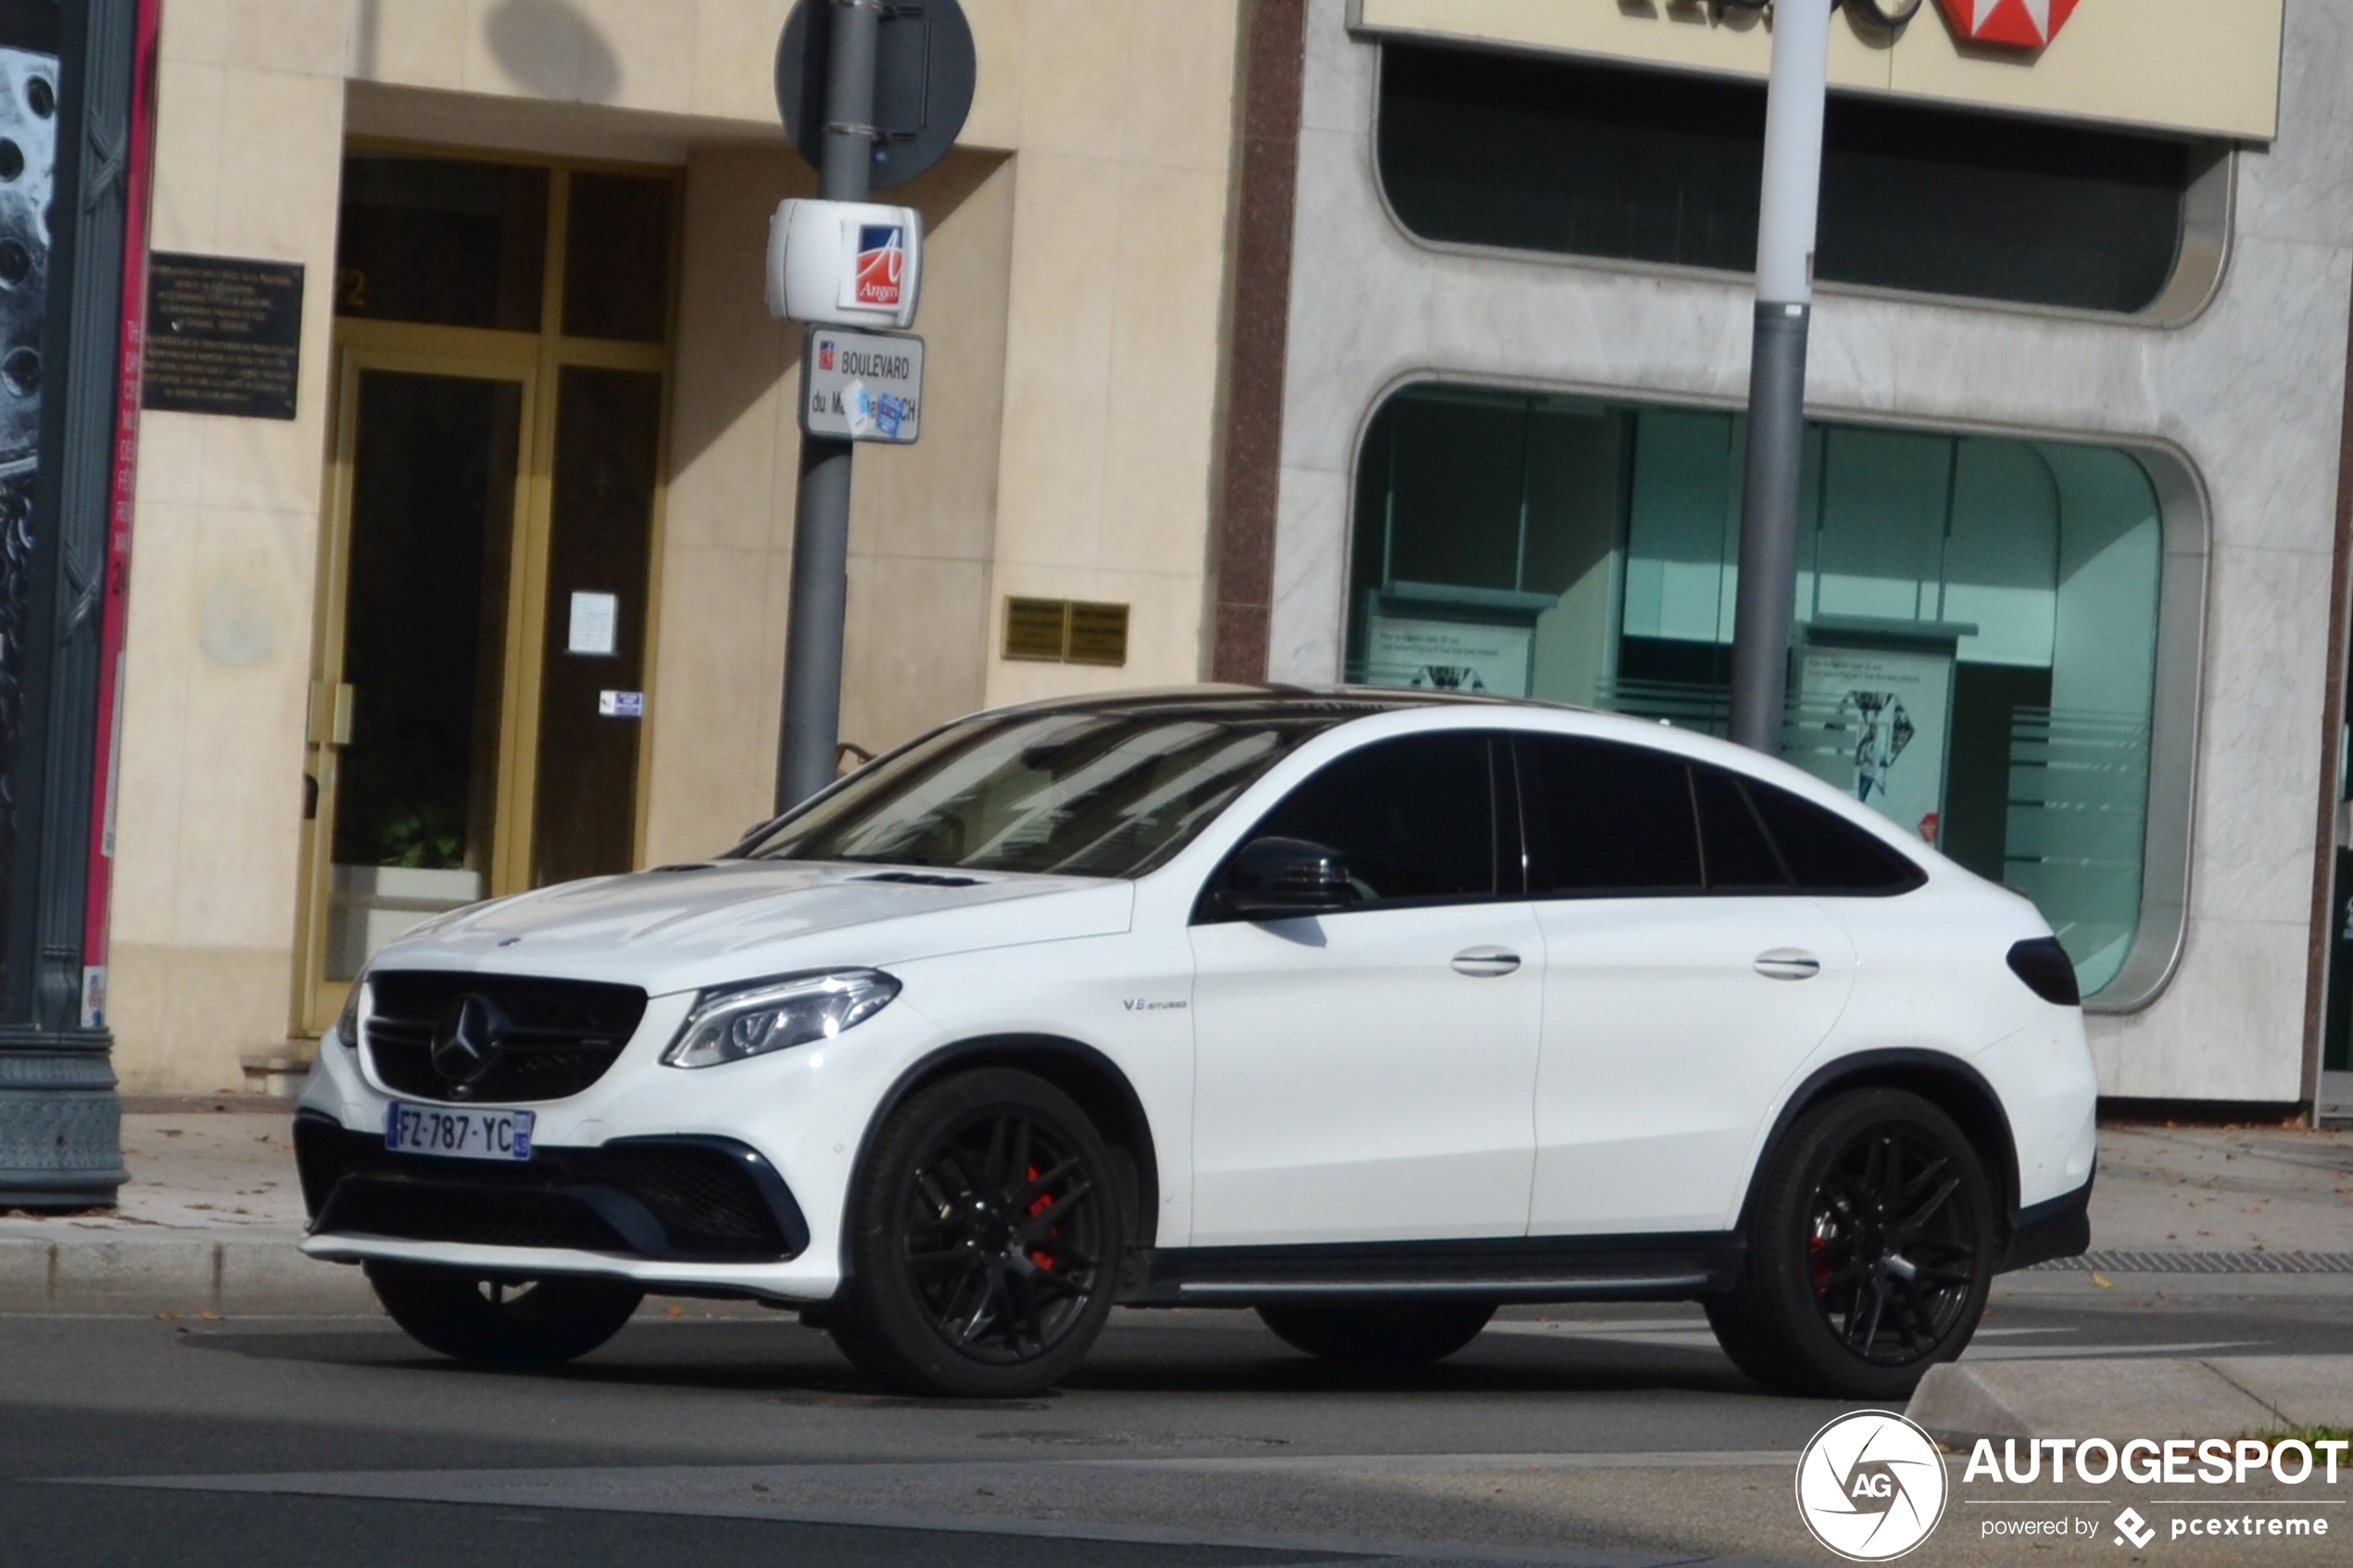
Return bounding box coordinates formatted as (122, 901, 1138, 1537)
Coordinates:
(1908, 1356, 2353, 1442)
(0, 1235, 376, 1314)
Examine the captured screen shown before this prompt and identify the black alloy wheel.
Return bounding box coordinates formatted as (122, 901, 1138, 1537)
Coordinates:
(365, 1261, 643, 1367)
(1806, 1120, 1982, 1361)
(1706, 1088, 1994, 1399)
(831, 1069, 1122, 1397)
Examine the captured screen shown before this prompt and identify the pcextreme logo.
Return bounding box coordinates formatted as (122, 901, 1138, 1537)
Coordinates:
(1796, 1411, 1950, 1562)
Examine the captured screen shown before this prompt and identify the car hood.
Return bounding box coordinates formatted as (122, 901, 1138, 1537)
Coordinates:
(365, 860, 1136, 995)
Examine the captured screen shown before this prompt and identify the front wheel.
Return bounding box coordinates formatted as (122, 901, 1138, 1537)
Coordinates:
(829, 1069, 1124, 1398)
(1258, 1301, 1495, 1366)
(366, 1261, 643, 1367)
(1707, 1088, 1994, 1400)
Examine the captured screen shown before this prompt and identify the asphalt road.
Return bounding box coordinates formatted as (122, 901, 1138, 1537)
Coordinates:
(6, 1284, 2349, 1568)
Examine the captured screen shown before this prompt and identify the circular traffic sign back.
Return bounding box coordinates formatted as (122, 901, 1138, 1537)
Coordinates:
(775, 0, 976, 191)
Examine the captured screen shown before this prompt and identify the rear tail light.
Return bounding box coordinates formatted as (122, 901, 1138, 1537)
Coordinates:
(2007, 937, 2081, 1007)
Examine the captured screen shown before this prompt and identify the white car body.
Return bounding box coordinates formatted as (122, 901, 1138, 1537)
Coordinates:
(296, 692, 2098, 1314)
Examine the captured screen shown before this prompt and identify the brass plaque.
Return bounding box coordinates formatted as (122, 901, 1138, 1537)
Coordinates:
(1065, 601, 1130, 666)
(1003, 596, 1069, 661)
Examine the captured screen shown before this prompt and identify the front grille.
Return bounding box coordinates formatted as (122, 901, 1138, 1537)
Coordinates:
(362, 971, 648, 1102)
(296, 1116, 808, 1262)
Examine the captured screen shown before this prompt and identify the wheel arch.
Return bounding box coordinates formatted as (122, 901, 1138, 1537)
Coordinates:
(1737, 1049, 2022, 1242)
(844, 1035, 1164, 1270)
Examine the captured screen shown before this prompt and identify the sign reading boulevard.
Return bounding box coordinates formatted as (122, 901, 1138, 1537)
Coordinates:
(802, 326, 924, 445)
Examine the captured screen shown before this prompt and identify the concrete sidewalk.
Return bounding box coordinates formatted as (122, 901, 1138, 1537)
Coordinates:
(0, 1098, 370, 1314)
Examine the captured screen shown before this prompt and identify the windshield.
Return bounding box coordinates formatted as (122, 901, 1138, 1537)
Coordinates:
(738, 705, 1345, 878)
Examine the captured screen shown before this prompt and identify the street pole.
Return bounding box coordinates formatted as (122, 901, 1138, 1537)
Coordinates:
(1727, 0, 1832, 757)
(774, 0, 880, 812)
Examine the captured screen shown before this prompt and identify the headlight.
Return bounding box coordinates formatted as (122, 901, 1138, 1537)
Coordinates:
(662, 969, 901, 1069)
(333, 977, 366, 1050)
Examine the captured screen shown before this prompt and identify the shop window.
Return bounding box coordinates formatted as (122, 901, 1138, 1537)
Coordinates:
(1377, 44, 2196, 317)
(1348, 386, 2167, 1000)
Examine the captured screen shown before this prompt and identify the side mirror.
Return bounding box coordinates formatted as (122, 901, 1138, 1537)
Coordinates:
(1221, 836, 1356, 920)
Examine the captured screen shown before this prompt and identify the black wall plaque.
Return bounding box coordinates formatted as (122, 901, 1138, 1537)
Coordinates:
(140, 254, 302, 420)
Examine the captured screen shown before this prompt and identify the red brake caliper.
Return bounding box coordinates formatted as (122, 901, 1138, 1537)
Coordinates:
(1026, 1166, 1054, 1270)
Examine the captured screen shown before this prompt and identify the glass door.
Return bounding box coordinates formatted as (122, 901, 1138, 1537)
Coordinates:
(297, 350, 538, 1034)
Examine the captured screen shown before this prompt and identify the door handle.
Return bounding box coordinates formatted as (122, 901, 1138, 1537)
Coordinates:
(1452, 946, 1522, 978)
(1755, 948, 1821, 982)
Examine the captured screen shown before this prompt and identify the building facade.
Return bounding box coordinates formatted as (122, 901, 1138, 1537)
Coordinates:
(111, 0, 1244, 1093)
(1234, 0, 2346, 1111)
(105, 0, 2353, 1119)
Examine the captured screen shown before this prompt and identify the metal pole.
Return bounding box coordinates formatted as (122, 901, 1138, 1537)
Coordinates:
(1727, 0, 1832, 757)
(775, 0, 880, 811)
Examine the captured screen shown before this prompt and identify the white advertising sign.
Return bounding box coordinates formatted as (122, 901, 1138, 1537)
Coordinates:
(802, 328, 924, 445)
(1363, 614, 1532, 697)
(1789, 643, 1955, 845)
(765, 198, 925, 330)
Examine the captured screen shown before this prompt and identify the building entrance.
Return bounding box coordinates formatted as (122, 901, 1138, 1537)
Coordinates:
(293, 152, 674, 1035)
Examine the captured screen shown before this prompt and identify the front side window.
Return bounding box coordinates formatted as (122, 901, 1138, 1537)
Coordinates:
(1243, 734, 1497, 908)
(744, 706, 1349, 877)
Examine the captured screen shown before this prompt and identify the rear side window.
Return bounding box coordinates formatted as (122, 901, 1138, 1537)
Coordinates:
(1246, 733, 1497, 906)
(1516, 735, 1702, 895)
(1743, 779, 1926, 894)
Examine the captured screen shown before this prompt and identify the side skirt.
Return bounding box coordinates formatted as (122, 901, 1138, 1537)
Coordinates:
(1127, 1232, 1744, 1308)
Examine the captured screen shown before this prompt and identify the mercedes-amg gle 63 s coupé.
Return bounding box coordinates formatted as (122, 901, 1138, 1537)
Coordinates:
(296, 688, 2095, 1399)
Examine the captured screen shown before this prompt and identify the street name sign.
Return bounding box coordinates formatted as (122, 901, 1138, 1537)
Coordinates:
(802, 326, 924, 445)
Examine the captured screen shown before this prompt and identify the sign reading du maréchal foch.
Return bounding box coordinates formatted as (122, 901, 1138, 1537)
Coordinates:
(802, 326, 924, 445)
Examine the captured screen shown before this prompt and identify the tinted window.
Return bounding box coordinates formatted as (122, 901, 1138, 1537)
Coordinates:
(1693, 767, 1788, 892)
(1249, 734, 1496, 905)
(563, 173, 674, 343)
(337, 156, 547, 331)
(1378, 44, 2190, 315)
(1517, 736, 1702, 895)
(1745, 782, 1926, 895)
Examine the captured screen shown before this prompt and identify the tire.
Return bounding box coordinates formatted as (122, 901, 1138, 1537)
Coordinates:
(366, 1261, 643, 1367)
(1257, 1301, 1495, 1366)
(1707, 1087, 1994, 1400)
(829, 1068, 1124, 1398)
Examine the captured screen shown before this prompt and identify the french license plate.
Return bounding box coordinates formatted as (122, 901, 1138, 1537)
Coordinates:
(385, 1102, 535, 1162)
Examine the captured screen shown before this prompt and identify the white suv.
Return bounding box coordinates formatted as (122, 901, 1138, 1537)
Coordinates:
(296, 688, 2097, 1399)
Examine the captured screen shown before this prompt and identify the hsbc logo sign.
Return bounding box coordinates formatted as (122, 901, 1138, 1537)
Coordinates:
(1934, 0, 2081, 48)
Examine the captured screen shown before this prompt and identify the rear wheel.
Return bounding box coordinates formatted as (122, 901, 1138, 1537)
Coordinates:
(1707, 1088, 1994, 1399)
(366, 1261, 642, 1367)
(829, 1069, 1123, 1397)
(1257, 1301, 1495, 1366)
